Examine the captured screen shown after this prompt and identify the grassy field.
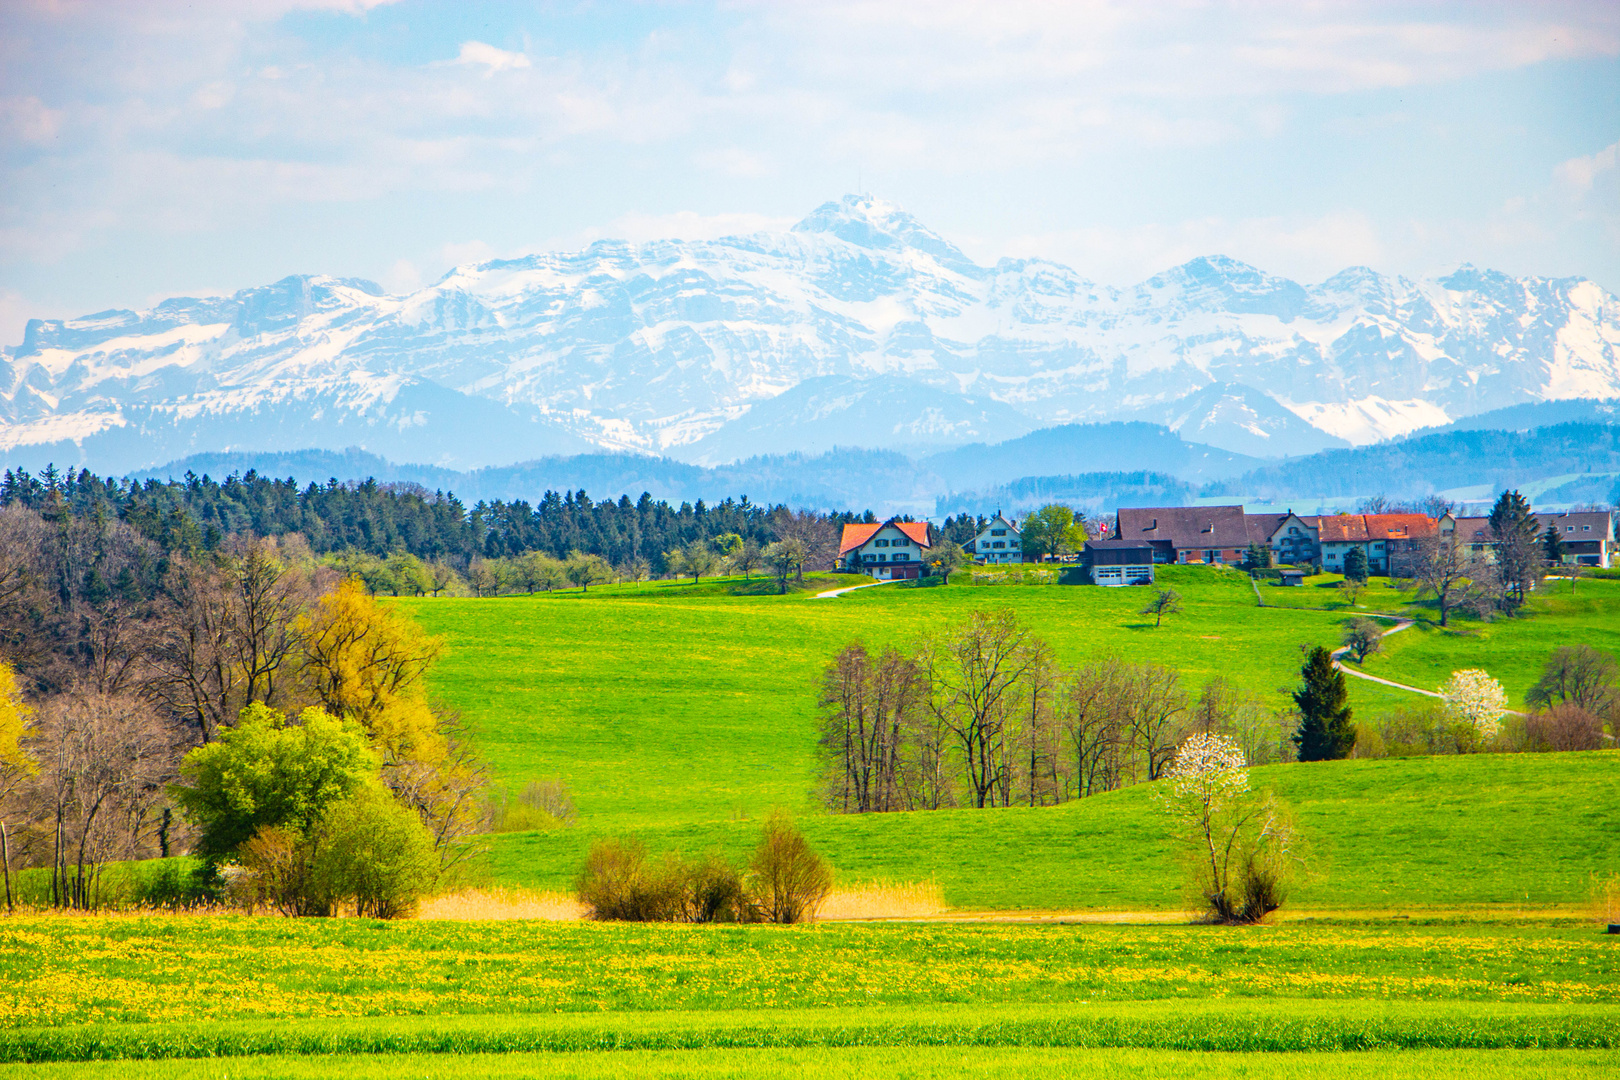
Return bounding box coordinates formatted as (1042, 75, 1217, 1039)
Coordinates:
(11, 1046, 1614, 1080)
(398, 566, 1428, 830)
(0, 915, 1614, 1071)
(485, 751, 1619, 910)
(391, 567, 1620, 910)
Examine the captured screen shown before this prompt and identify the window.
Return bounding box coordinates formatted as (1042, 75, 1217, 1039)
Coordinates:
(992, 541, 1006, 549)
(991, 529, 1007, 536)
(1204, 549, 1217, 563)
(1010, 542, 1019, 549)
(1583, 526, 1591, 531)
(1568, 526, 1576, 532)
(875, 539, 889, 547)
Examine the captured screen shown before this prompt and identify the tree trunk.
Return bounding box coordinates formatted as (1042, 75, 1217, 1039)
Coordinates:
(1, 821, 12, 913)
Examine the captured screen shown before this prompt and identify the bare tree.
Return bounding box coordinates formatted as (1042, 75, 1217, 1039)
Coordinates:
(1526, 645, 1619, 719)
(32, 691, 174, 908)
(1125, 662, 1188, 782)
(1059, 657, 1127, 798)
(1139, 589, 1183, 628)
(1011, 638, 1062, 807)
(921, 609, 1036, 808)
(1411, 534, 1478, 628)
(770, 509, 840, 574)
(818, 644, 925, 813)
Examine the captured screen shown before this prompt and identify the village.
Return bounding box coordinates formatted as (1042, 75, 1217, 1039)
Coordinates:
(837, 505, 1617, 585)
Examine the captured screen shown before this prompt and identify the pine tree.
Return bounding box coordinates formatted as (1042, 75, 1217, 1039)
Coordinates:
(1292, 646, 1355, 761)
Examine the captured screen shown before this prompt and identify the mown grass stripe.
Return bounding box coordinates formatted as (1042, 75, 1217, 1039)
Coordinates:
(5, 1008, 1616, 1063)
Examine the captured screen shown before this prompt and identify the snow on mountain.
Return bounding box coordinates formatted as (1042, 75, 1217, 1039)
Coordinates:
(4, 194, 1619, 474)
(1121, 381, 1351, 458)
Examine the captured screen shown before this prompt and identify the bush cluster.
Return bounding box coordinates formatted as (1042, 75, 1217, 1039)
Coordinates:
(577, 811, 832, 924)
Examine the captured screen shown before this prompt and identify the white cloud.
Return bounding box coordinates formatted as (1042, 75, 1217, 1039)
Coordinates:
(1556, 140, 1620, 193)
(451, 41, 532, 74)
(381, 258, 422, 294)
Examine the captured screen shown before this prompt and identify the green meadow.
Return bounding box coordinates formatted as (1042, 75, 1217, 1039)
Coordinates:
(397, 566, 1436, 830)
(393, 567, 1620, 912)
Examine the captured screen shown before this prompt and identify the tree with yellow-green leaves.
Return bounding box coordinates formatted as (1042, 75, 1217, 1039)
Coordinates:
(0, 661, 35, 912)
(299, 579, 485, 867)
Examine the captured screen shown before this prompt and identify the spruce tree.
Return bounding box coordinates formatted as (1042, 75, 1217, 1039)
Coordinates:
(1342, 545, 1369, 583)
(1292, 646, 1355, 761)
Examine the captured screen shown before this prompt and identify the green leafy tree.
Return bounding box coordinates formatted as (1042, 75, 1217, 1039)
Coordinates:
(1139, 588, 1183, 628)
(1341, 618, 1384, 665)
(1292, 647, 1355, 761)
(1341, 545, 1369, 583)
(1019, 505, 1087, 562)
(309, 784, 439, 919)
(565, 550, 614, 592)
(172, 703, 377, 859)
(1243, 543, 1273, 570)
(925, 542, 969, 583)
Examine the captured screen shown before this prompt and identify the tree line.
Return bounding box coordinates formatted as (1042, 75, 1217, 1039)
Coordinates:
(0, 464, 868, 578)
(817, 610, 1309, 814)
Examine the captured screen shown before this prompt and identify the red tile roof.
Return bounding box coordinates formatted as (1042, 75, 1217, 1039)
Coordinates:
(838, 519, 931, 554)
(1317, 513, 1437, 542)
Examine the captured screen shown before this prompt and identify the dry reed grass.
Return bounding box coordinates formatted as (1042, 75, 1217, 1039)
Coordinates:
(415, 887, 585, 921)
(817, 879, 946, 920)
(1591, 871, 1620, 926)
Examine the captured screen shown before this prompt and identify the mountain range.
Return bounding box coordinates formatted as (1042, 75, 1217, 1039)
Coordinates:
(4, 193, 1619, 475)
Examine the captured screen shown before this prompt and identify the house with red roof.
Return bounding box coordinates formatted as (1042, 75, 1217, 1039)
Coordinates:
(838, 518, 933, 580)
(1317, 513, 1437, 575)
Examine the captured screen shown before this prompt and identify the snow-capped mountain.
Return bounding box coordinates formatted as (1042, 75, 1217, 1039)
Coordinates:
(4, 194, 1618, 473)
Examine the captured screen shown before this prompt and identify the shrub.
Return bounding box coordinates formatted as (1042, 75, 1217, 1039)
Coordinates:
(750, 810, 833, 924)
(1525, 704, 1605, 752)
(493, 777, 577, 833)
(576, 838, 686, 921)
(310, 785, 439, 919)
(234, 825, 329, 916)
(684, 853, 755, 923)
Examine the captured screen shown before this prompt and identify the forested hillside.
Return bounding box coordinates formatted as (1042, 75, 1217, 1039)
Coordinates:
(0, 466, 866, 574)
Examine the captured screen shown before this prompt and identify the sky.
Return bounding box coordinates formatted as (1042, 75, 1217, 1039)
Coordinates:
(1, 0, 1617, 345)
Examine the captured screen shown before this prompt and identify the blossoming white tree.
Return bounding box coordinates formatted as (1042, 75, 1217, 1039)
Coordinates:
(1158, 732, 1299, 924)
(1439, 669, 1508, 738)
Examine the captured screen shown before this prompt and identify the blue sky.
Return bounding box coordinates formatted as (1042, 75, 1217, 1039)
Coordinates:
(1, 0, 1616, 343)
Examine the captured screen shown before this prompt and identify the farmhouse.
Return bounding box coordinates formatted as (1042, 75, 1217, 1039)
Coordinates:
(970, 513, 1023, 563)
(1115, 505, 1250, 565)
(1083, 539, 1155, 586)
(837, 518, 933, 580)
(1265, 512, 1320, 565)
(1534, 510, 1613, 567)
(1317, 513, 1436, 575)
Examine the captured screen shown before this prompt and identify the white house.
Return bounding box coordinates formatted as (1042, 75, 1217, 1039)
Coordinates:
(837, 518, 933, 580)
(970, 513, 1022, 563)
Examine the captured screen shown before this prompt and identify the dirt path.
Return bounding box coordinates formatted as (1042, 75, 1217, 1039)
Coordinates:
(1329, 615, 1525, 714)
(811, 579, 894, 599)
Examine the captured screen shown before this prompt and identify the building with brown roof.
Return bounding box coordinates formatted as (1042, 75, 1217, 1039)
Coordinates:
(1114, 505, 1251, 565)
(837, 518, 933, 580)
(1534, 511, 1613, 567)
